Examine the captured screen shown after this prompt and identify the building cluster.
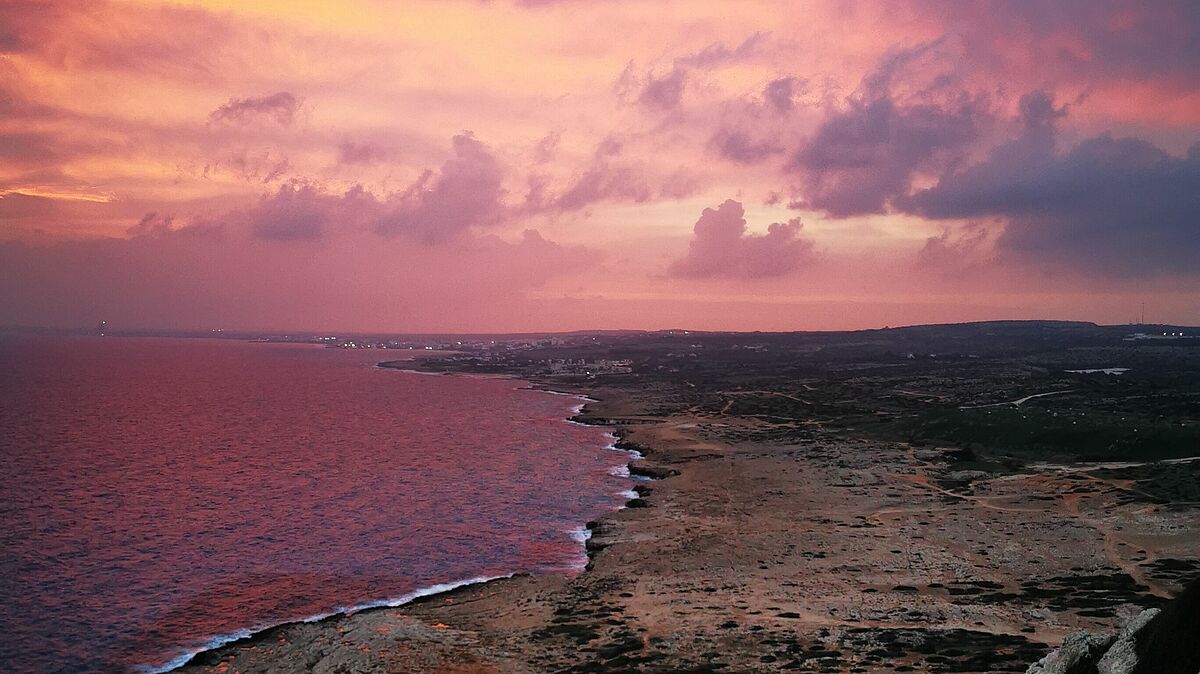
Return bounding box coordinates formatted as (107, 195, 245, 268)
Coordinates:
(543, 358, 634, 375)
(1126, 331, 1194, 340)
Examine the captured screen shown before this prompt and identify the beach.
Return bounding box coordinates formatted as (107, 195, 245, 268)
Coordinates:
(175, 367, 1199, 673)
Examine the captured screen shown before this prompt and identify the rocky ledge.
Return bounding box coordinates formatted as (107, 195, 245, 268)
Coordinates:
(1027, 578, 1199, 674)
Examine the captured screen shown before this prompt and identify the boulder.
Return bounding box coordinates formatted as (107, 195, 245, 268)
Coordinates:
(628, 463, 679, 480)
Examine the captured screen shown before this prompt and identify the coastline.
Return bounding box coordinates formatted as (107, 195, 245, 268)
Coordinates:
(160, 366, 642, 674)
(173, 360, 1200, 674)
(146, 574, 517, 674)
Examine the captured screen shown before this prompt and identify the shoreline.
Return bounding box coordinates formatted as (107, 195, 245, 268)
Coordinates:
(175, 359, 1199, 674)
(148, 574, 517, 674)
(159, 366, 644, 674)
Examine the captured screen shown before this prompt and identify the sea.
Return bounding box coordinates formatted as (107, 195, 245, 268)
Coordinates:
(0, 335, 635, 673)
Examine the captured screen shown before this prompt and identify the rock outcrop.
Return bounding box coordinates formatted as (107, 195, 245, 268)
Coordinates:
(1027, 577, 1200, 674)
(1026, 629, 1119, 674)
(1096, 608, 1160, 674)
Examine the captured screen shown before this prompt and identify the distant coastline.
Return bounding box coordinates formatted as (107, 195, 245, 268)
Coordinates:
(176, 322, 1200, 674)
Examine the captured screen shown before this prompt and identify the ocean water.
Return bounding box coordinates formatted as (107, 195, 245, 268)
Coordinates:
(0, 335, 632, 673)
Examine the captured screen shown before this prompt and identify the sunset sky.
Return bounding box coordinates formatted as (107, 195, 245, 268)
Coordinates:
(2, 0, 1198, 332)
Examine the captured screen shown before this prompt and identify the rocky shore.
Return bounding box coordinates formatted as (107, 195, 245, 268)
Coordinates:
(175, 370, 1199, 674)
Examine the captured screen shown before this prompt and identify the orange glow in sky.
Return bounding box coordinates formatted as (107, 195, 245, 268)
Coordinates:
(2, 1, 1198, 332)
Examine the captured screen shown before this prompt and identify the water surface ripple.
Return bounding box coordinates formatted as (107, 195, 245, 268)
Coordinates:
(0, 336, 629, 673)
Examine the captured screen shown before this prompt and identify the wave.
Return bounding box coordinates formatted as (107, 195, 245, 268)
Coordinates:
(568, 525, 592, 543)
(146, 574, 514, 673)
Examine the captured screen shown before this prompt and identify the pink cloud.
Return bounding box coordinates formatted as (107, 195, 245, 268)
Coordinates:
(915, 226, 993, 278)
(373, 133, 506, 242)
(0, 208, 599, 333)
(633, 33, 767, 111)
(337, 140, 390, 166)
(126, 212, 176, 238)
(209, 92, 301, 127)
(763, 76, 802, 113)
(525, 137, 695, 212)
(554, 164, 652, 211)
(638, 67, 688, 110)
(669, 199, 814, 279)
(709, 128, 783, 164)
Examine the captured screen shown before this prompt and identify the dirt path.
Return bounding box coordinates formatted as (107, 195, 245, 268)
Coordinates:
(960, 389, 1074, 409)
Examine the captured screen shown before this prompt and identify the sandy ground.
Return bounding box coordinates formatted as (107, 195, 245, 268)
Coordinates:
(176, 383, 1199, 674)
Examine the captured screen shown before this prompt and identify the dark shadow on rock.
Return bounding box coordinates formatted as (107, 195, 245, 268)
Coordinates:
(1132, 574, 1200, 674)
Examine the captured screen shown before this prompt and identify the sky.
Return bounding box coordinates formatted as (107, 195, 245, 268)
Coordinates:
(1, 0, 1198, 333)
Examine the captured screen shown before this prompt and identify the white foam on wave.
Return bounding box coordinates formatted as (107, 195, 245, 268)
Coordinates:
(142, 574, 514, 674)
(604, 432, 641, 478)
(603, 431, 643, 459)
(619, 489, 639, 500)
(520, 387, 596, 425)
(556, 526, 593, 572)
(568, 525, 592, 543)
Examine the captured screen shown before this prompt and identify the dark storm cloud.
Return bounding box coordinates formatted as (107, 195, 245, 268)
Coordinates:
(903, 91, 1200, 277)
(786, 40, 988, 217)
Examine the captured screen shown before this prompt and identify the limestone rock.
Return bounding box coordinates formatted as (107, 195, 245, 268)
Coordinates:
(1025, 607, 1165, 674)
(1025, 631, 1115, 674)
(1096, 608, 1160, 674)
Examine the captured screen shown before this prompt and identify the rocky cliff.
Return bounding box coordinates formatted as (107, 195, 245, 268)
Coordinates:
(1027, 578, 1199, 674)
